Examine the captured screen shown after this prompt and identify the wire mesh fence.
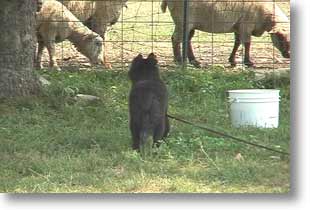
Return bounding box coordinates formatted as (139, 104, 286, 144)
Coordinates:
(37, 0, 290, 73)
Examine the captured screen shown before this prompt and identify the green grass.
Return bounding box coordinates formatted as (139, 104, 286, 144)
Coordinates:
(0, 67, 290, 193)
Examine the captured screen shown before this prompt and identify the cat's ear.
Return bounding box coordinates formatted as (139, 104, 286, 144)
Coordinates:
(134, 53, 143, 61)
(147, 53, 158, 65)
(147, 53, 156, 60)
(131, 53, 143, 64)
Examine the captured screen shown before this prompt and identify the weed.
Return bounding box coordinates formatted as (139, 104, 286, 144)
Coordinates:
(0, 68, 290, 193)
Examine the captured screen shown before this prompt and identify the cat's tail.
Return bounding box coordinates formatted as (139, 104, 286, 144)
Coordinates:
(139, 114, 153, 157)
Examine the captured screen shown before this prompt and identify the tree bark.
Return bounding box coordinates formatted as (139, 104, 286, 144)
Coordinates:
(0, 0, 40, 99)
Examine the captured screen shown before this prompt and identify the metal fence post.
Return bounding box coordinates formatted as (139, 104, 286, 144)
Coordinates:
(182, 0, 189, 70)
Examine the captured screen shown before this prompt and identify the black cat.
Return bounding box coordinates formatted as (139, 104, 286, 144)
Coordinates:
(128, 53, 169, 151)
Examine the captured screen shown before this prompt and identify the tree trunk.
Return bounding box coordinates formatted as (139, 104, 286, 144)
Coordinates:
(0, 0, 40, 99)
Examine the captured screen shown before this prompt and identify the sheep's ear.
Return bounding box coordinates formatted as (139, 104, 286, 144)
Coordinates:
(268, 28, 277, 34)
(88, 33, 100, 41)
(147, 53, 158, 65)
(270, 31, 286, 41)
(268, 27, 289, 35)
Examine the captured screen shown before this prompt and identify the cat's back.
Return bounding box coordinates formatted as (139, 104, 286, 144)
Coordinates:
(130, 79, 167, 100)
(129, 79, 168, 114)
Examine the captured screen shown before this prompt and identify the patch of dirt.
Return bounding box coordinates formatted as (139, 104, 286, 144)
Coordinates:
(38, 1, 290, 73)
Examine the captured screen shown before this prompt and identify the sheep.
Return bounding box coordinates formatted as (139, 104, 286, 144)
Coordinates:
(161, 0, 290, 67)
(35, 0, 103, 70)
(59, 0, 128, 68)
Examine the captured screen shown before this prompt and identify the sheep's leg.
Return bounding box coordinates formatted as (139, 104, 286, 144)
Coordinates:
(229, 33, 241, 67)
(243, 42, 254, 67)
(46, 40, 61, 71)
(236, 25, 255, 67)
(103, 41, 112, 69)
(35, 41, 45, 70)
(172, 26, 183, 65)
(188, 29, 201, 68)
(172, 37, 182, 65)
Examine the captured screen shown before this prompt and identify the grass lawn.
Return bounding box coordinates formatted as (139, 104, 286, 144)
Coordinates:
(0, 0, 290, 193)
(0, 67, 290, 193)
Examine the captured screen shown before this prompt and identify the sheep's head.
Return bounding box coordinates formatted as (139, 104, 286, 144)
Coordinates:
(81, 34, 103, 65)
(270, 31, 290, 59)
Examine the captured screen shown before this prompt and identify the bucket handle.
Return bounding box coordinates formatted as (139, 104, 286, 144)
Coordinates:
(227, 98, 239, 104)
(226, 98, 238, 120)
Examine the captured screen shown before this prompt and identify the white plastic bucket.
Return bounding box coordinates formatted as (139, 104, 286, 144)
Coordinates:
(227, 89, 280, 128)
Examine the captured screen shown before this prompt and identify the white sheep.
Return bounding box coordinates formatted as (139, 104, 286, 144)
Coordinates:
(161, 0, 290, 67)
(35, 0, 103, 70)
(59, 0, 128, 68)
